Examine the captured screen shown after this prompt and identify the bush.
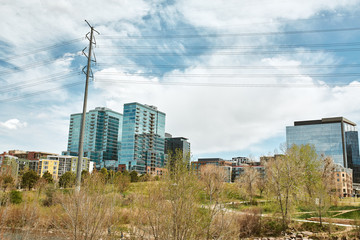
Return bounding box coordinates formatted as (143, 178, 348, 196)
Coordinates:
(9, 190, 22, 204)
(42, 185, 56, 206)
(130, 171, 139, 182)
(0, 191, 9, 206)
(237, 207, 261, 237)
(261, 218, 283, 236)
(59, 172, 76, 188)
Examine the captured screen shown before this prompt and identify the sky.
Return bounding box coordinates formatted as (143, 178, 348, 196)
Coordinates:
(1, 0, 360, 161)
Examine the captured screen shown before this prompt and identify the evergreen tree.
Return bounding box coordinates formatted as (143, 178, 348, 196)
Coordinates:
(59, 172, 76, 188)
(42, 171, 54, 184)
(21, 170, 39, 190)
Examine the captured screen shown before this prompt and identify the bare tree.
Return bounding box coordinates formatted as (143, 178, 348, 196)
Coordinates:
(312, 156, 336, 226)
(266, 146, 303, 230)
(133, 150, 202, 240)
(200, 164, 227, 240)
(57, 172, 116, 240)
(237, 166, 259, 204)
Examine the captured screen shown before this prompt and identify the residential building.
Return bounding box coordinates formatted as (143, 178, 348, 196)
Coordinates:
(191, 158, 233, 182)
(232, 165, 265, 182)
(0, 152, 40, 180)
(231, 157, 251, 165)
(8, 150, 55, 160)
(286, 117, 360, 182)
(165, 133, 191, 159)
(119, 103, 166, 175)
(260, 154, 284, 165)
(333, 164, 353, 197)
(45, 155, 91, 178)
(38, 159, 59, 180)
(66, 107, 123, 170)
(0, 154, 19, 178)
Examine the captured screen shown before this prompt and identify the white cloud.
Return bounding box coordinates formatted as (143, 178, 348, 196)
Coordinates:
(0, 119, 28, 130)
(1, 0, 360, 158)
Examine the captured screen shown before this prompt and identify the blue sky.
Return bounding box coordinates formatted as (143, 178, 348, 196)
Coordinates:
(1, 0, 360, 161)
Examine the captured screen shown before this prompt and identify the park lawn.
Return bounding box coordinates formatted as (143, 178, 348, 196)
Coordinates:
(295, 211, 341, 219)
(329, 205, 360, 211)
(334, 209, 360, 219)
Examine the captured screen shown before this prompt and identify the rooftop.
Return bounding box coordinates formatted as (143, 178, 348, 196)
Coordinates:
(294, 117, 356, 127)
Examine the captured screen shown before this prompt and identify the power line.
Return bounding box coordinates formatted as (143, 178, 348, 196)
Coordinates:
(94, 79, 360, 88)
(0, 37, 84, 62)
(96, 47, 360, 56)
(0, 57, 81, 76)
(0, 81, 84, 103)
(95, 72, 360, 78)
(98, 26, 360, 39)
(95, 63, 360, 70)
(96, 41, 360, 49)
(0, 71, 81, 93)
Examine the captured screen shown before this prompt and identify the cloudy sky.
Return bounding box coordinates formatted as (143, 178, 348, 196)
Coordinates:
(1, 0, 360, 160)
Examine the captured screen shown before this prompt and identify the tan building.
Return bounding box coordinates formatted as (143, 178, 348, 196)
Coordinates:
(45, 155, 91, 178)
(38, 159, 59, 180)
(333, 164, 353, 197)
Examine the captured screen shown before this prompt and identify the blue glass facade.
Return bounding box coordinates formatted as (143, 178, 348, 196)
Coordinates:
(287, 122, 344, 166)
(66, 107, 123, 169)
(119, 103, 166, 174)
(286, 117, 360, 182)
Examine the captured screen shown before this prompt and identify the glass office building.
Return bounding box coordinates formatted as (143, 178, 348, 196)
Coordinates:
(66, 107, 123, 169)
(286, 117, 360, 182)
(119, 103, 166, 174)
(165, 133, 191, 159)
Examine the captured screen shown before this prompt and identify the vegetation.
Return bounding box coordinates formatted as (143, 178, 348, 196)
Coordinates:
(41, 171, 53, 184)
(21, 170, 39, 190)
(9, 190, 22, 204)
(0, 144, 356, 239)
(59, 172, 76, 188)
(129, 170, 139, 182)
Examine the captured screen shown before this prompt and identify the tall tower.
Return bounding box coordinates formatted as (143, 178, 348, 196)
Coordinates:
(66, 107, 123, 170)
(286, 117, 360, 182)
(165, 133, 191, 159)
(119, 103, 166, 174)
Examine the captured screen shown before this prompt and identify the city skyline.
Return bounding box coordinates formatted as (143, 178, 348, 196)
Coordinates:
(2, 1, 360, 161)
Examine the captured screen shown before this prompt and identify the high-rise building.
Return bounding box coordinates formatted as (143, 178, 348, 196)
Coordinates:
(165, 133, 191, 159)
(66, 107, 123, 170)
(119, 103, 166, 174)
(286, 117, 360, 182)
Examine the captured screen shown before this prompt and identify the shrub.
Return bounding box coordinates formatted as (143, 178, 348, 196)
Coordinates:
(237, 207, 261, 237)
(0, 191, 9, 206)
(261, 218, 283, 236)
(59, 172, 76, 188)
(130, 171, 139, 182)
(9, 190, 22, 204)
(42, 185, 56, 206)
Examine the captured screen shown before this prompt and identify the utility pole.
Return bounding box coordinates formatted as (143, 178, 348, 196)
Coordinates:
(76, 20, 99, 192)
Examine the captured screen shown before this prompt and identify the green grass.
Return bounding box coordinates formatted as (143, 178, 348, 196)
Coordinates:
(297, 222, 345, 233)
(329, 205, 360, 211)
(295, 211, 340, 219)
(334, 210, 360, 219)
